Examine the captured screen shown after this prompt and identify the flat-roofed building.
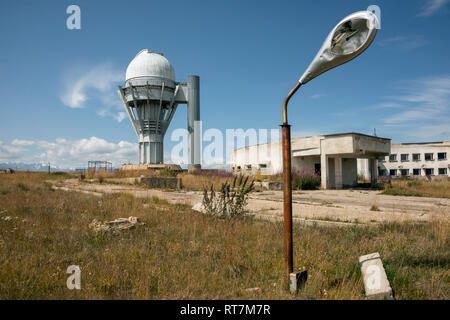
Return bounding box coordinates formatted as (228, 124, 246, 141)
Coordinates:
(230, 132, 390, 189)
(376, 141, 450, 178)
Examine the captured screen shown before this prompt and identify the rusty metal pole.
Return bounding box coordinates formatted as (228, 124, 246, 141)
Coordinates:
(281, 81, 302, 286)
(282, 124, 293, 280)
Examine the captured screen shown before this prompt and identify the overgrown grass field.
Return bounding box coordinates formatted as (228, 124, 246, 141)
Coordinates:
(0, 173, 448, 299)
(382, 178, 450, 198)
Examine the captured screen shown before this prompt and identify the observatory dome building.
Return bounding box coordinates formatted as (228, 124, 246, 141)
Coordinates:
(125, 50, 176, 88)
(118, 49, 201, 169)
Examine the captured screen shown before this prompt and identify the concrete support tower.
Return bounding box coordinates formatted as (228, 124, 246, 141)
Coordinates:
(187, 75, 201, 171)
(118, 49, 200, 167)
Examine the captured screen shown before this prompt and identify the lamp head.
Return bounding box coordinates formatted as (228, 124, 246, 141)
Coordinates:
(299, 10, 379, 84)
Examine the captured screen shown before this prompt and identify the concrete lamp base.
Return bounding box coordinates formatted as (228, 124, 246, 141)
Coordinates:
(289, 270, 308, 294)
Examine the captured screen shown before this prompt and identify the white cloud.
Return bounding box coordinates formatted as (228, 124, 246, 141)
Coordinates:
(98, 109, 127, 122)
(418, 0, 450, 17)
(382, 76, 450, 123)
(60, 63, 125, 122)
(0, 141, 23, 160)
(378, 36, 429, 50)
(1, 137, 137, 167)
(366, 102, 405, 110)
(407, 124, 450, 140)
(11, 139, 35, 146)
(380, 75, 450, 141)
(382, 123, 450, 142)
(37, 136, 136, 165)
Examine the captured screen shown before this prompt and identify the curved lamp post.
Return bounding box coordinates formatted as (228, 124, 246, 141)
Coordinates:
(281, 10, 379, 284)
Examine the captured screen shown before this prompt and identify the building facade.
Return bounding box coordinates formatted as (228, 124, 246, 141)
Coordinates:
(230, 132, 390, 189)
(377, 141, 450, 177)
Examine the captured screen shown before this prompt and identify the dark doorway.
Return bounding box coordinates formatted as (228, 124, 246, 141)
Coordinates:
(314, 163, 321, 177)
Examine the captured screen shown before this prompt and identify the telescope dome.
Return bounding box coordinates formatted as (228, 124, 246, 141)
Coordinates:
(125, 49, 175, 87)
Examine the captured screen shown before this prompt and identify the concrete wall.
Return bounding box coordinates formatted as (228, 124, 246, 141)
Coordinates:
(324, 158, 357, 189)
(291, 136, 322, 156)
(321, 136, 355, 155)
(230, 133, 390, 189)
(291, 156, 320, 173)
(328, 158, 335, 188)
(353, 135, 391, 156)
(230, 140, 282, 175)
(342, 158, 357, 186)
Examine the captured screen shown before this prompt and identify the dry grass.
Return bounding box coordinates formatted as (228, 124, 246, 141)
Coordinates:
(177, 173, 231, 191)
(93, 169, 159, 179)
(382, 178, 450, 198)
(254, 174, 282, 182)
(0, 172, 448, 299)
(370, 200, 380, 212)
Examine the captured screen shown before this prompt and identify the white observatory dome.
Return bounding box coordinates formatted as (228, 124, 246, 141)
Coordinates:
(125, 49, 176, 87)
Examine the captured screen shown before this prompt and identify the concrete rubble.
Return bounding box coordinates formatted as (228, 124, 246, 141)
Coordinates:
(89, 216, 145, 233)
(192, 202, 205, 213)
(245, 287, 262, 293)
(254, 181, 283, 190)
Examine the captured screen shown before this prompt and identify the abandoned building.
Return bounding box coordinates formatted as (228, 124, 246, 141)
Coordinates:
(375, 141, 450, 178)
(230, 132, 391, 189)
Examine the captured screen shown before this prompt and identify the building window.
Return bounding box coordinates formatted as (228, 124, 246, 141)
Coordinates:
(425, 168, 434, 176)
(413, 169, 421, 176)
(236, 166, 241, 170)
(245, 165, 252, 170)
(378, 169, 387, 176)
(438, 152, 447, 160)
(438, 168, 447, 175)
(389, 154, 397, 162)
(401, 154, 409, 162)
(259, 164, 267, 169)
(389, 169, 397, 176)
(412, 153, 420, 161)
(400, 169, 409, 176)
(425, 153, 434, 161)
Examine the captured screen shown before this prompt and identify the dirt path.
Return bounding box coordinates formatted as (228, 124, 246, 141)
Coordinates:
(51, 179, 449, 225)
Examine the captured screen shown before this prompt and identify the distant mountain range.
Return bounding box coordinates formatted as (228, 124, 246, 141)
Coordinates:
(0, 162, 75, 172)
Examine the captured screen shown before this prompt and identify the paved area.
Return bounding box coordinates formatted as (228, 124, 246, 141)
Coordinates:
(52, 179, 449, 225)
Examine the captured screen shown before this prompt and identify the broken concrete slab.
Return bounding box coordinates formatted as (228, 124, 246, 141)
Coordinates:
(359, 252, 393, 300)
(89, 216, 145, 233)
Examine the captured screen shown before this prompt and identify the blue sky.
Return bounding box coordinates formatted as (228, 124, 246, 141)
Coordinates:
(0, 0, 449, 168)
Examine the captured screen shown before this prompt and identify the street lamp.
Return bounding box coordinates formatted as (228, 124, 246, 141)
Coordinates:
(281, 10, 379, 285)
